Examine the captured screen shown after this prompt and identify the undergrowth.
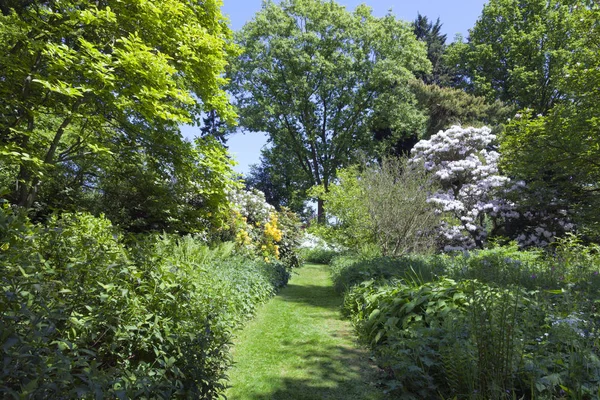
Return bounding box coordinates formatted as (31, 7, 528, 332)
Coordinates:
(0, 207, 291, 398)
(333, 240, 600, 399)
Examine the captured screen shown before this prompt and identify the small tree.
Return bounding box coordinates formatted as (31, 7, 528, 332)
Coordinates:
(311, 158, 439, 256)
(362, 157, 439, 255)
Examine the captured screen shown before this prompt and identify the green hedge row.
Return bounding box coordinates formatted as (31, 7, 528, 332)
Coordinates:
(333, 244, 600, 399)
(0, 207, 290, 399)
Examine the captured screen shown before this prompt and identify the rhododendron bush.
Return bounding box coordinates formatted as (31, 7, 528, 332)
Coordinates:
(409, 126, 574, 251)
(227, 188, 301, 268)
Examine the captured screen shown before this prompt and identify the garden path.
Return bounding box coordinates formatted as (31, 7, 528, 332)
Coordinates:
(225, 263, 384, 400)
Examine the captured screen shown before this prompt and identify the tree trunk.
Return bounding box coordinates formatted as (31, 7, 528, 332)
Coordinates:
(317, 198, 325, 224)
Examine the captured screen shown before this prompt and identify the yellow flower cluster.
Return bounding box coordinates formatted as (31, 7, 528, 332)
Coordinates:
(236, 228, 251, 246)
(260, 213, 283, 262)
(264, 213, 283, 242)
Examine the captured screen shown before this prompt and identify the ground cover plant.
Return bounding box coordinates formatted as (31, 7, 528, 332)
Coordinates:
(333, 239, 600, 399)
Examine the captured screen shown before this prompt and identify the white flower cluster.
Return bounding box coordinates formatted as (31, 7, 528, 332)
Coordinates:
(410, 126, 576, 250)
(299, 233, 333, 250)
(410, 126, 516, 251)
(228, 188, 274, 224)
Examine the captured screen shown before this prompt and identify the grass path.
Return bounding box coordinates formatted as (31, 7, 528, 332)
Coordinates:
(225, 263, 384, 400)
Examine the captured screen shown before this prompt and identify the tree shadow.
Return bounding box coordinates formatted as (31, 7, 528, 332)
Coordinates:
(278, 284, 343, 310)
(246, 342, 384, 400)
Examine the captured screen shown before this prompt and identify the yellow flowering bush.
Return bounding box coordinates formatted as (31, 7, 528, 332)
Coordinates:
(260, 213, 283, 262)
(226, 189, 301, 268)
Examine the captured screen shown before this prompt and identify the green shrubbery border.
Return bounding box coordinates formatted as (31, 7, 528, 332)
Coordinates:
(0, 207, 290, 398)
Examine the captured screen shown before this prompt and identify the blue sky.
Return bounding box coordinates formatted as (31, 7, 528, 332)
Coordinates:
(181, 0, 489, 175)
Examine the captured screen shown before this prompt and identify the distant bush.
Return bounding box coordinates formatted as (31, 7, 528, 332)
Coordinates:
(0, 206, 288, 398)
(299, 247, 339, 264)
(330, 254, 447, 294)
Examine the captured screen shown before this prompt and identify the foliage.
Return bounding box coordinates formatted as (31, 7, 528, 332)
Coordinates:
(297, 232, 340, 264)
(228, 0, 430, 219)
(446, 0, 584, 114)
(410, 79, 514, 139)
(311, 157, 440, 255)
(299, 247, 339, 265)
(361, 157, 440, 256)
(344, 278, 470, 398)
(309, 166, 373, 249)
(499, 5, 600, 241)
(87, 136, 239, 234)
(330, 254, 447, 295)
(0, 207, 289, 398)
(0, 0, 236, 210)
(226, 188, 302, 269)
(245, 146, 313, 218)
(275, 208, 304, 270)
(336, 240, 600, 399)
(412, 14, 449, 86)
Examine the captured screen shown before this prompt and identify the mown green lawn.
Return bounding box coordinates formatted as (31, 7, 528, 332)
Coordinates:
(225, 263, 384, 400)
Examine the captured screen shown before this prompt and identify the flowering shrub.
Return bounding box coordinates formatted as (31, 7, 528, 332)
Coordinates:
(409, 126, 516, 250)
(227, 188, 301, 268)
(261, 213, 283, 263)
(229, 188, 274, 226)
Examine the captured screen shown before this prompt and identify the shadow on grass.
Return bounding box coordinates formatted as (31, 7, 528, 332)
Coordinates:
(248, 342, 383, 400)
(227, 264, 385, 400)
(278, 284, 342, 310)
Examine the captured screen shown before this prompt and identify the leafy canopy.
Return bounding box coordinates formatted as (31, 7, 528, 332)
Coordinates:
(446, 0, 585, 114)
(500, 2, 600, 239)
(0, 0, 237, 209)
(227, 0, 430, 219)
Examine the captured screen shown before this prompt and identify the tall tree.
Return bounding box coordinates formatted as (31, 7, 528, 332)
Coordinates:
(500, 4, 600, 239)
(410, 79, 513, 138)
(245, 146, 312, 217)
(0, 0, 236, 209)
(200, 110, 229, 146)
(227, 0, 430, 221)
(445, 0, 584, 114)
(412, 14, 448, 86)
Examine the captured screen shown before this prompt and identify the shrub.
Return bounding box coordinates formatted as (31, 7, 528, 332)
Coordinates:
(226, 188, 303, 269)
(330, 254, 447, 294)
(299, 247, 339, 265)
(338, 248, 600, 399)
(0, 207, 288, 398)
(309, 158, 440, 255)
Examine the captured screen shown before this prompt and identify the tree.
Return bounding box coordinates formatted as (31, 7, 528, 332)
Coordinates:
(227, 0, 430, 221)
(245, 147, 312, 217)
(500, 2, 600, 240)
(0, 0, 236, 209)
(412, 14, 448, 86)
(446, 0, 584, 114)
(32, 134, 239, 234)
(200, 110, 229, 145)
(410, 79, 513, 139)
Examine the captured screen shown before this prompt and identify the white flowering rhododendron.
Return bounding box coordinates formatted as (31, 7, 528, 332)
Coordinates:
(409, 125, 576, 250)
(228, 188, 274, 225)
(409, 126, 518, 250)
